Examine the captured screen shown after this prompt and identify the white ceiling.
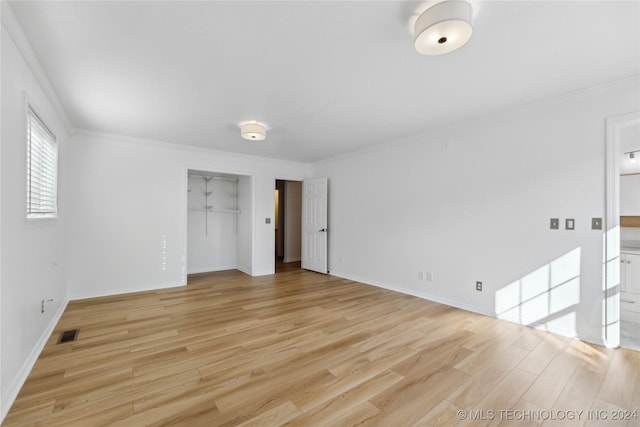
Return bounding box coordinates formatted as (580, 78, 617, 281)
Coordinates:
(8, 1, 640, 163)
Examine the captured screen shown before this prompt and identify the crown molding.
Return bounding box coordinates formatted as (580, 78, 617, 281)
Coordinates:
(72, 128, 312, 172)
(312, 74, 640, 168)
(1, 1, 73, 133)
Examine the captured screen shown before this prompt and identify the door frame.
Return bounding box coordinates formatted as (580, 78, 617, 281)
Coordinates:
(274, 178, 304, 272)
(604, 111, 640, 347)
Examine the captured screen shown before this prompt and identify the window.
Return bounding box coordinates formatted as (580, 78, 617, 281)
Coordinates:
(26, 106, 58, 218)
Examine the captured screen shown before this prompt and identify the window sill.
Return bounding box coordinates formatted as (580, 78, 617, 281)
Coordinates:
(26, 214, 58, 222)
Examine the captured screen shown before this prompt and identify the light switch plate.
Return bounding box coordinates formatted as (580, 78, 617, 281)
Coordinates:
(265, 218, 271, 224)
(592, 218, 602, 230)
(550, 218, 559, 230)
(565, 218, 575, 230)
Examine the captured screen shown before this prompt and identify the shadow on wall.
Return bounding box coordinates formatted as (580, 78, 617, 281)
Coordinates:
(495, 248, 582, 337)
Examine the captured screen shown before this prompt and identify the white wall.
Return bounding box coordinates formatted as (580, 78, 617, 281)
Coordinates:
(621, 227, 640, 246)
(1, 7, 70, 418)
(621, 174, 640, 245)
(284, 181, 302, 262)
(620, 174, 640, 216)
(314, 77, 640, 345)
(187, 175, 240, 273)
(66, 131, 309, 299)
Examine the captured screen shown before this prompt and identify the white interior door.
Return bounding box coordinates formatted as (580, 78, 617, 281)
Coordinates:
(302, 178, 328, 273)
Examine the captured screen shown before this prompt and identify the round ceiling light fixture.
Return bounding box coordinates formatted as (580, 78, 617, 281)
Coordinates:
(240, 121, 267, 141)
(414, 0, 473, 55)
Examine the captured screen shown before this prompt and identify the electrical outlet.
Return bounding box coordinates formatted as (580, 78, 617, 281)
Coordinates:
(565, 218, 575, 230)
(550, 218, 559, 230)
(476, 281, 482, 292)
(426, 272, 434, 282)
(265, 218, 271, 224)
(41, 299, 53, 314)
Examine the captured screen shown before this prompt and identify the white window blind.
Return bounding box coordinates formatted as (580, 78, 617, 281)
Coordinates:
(27, 107, 58, 218)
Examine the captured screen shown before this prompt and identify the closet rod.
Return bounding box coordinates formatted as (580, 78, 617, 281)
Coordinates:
(188, 174, 238, 182)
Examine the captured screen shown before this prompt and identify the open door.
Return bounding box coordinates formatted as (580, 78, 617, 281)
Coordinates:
(302, 178, 328, 273)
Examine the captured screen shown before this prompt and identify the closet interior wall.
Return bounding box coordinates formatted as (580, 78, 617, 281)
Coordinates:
(187, 171, 242, 274)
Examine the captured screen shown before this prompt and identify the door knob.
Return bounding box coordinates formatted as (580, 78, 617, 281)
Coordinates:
(319, 228, 326, 232)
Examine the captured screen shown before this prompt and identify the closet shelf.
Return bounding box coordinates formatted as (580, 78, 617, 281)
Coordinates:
(209, 207, 241, 214)
(189, 173, 239, 235)
(188, 207, 241, 214)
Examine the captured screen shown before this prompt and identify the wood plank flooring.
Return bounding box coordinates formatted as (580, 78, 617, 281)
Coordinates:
(4, 267, 640, 426)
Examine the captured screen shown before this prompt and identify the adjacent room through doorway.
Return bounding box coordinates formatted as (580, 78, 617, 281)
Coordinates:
(275, 180, 302, 273)
(619, 121, 640, 351)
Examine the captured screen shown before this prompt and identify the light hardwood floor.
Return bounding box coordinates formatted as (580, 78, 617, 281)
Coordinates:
(4, 267, 640, 426)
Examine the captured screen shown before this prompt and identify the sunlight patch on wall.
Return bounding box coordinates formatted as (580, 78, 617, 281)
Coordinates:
(603, 225, 621, 347)
(495, 248, 581, 336)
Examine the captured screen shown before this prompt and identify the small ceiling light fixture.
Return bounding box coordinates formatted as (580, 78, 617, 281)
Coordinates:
(414, 0, 473, 55)
(626, 150, 639, 164)
(240, 121, 267, 141)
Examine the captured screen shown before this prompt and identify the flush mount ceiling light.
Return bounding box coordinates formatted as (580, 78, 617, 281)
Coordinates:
(240, 122, 267, 141)
(414, 0, 473, 55)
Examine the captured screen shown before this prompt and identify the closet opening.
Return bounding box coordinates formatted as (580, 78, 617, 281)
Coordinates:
(275, 179, 302, 273)
(186, 169, 253, 278)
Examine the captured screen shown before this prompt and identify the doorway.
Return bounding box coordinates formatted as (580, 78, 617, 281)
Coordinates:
(186, 169, 253, 277)
(275, 180, 302, 273)
(619, 122, 640, 350)
(605, 112, 640, 349)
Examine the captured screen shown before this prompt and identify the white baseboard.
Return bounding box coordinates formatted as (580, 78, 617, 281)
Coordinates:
(252, 269, 275, 276)
(329, 270, 604, 345)
(188, 265, 253, 276)
(283, 257, 301, 263)
(1, 298, 69, 422)
(330, 270, 494, 318)
(236, 265, 252, 275)
(187, 265, 237, 275)
(69, 280, 185, 301)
